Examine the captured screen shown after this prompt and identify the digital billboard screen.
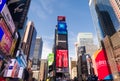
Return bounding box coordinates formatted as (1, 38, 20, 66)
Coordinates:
(0, 18, 12, 55)
(93, 49, 112, 80)
(57, 16, 66, 21)
(1, 4, 16, 34)
(48, 53, 54, 66)
(7, 0, 31, 28)
(58, 22, 67, 30)
(57, 42, 68, 49)
(0, 0, 6, 12)
(58, 34, 67, 41)
(56, 50, 68, 68)
(0, 27, 4, 41)
(57, 22, 67, 34)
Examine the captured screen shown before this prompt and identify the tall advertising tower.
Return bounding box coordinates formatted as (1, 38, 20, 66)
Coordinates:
(55, 16, 69, 80)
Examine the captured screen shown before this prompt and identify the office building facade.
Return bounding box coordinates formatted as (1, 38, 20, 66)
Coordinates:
(21, 21, 37, 60)
(32, 37, 43, 60)
(77, 33, 97, 56)
(89, 0, 120, 47)
(69, 57, 77, 79)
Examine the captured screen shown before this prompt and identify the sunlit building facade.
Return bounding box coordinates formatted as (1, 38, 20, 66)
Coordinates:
(110, 0, 120, 25)
(21, 21, 37, 60)
(89, 0, 120, 47)
(70, 57, 77, 79)
(77, 33, 97, 56)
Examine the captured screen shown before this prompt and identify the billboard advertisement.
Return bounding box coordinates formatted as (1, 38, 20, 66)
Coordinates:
(58, 34, 67, 40)
(57, 16, 66, 21)
(7, 0, 31, 29)
(57, 22, 67, 34)
(0, 27, 4, 41)
(48, 53, 54, 66)
(1, 4, 16, 34)
(56, 50, 68, 68)
(93, 49, 113, 80)
(0, 0, 6, 12)
(57, 42, 67, 49)
(0, 18, 13, 55)
(3, 59, 20, 78)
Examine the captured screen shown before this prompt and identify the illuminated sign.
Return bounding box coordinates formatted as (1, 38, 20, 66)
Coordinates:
(0, 0, 6, 12)
(57, 42, 68, 49)
(58, 30, 67, 34)
(56, 50, 68, 68)
(57, 16, 66, 21)
(58, 34, 67, 40)
(1, 4, 16, 34)
(48, 53, 54, 66)
(58, 22, 67, 30)
(93, 49, 113, 80)
(7, 0, 31, 28)
(57, 22, 67, 34)
(0, 18, 12, 55)
(0, 27, 4, 41)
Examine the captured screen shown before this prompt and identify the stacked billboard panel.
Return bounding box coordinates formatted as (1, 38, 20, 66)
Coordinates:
(55, 16, 69, 78)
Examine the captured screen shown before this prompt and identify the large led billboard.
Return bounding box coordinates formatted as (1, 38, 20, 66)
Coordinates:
(56, 50, 68, 68)
(57, 34, 67, 41)
(57, 42, 68, 49)
(0, 27, 4, 41)
(1, 4, 16, 34)
(0, 0, 6, 12)
(93, 49, 113, 80)
(0, 18, 12, 55)
(57, 16, 66, 21)
(7, 0, 31, 29)
(57, 22, 67, 34)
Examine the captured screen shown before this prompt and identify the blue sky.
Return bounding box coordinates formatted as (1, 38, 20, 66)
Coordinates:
(28, 0, 97, 59)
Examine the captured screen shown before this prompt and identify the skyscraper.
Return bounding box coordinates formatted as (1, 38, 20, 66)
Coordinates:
(89, 0, 120, 47)
(110, 0, 120, 24)
(54, 16, 69, 80)
(33, 37, 43, 60)
(31, 37, 43, 70)
(77, 33, 97, 56)
(21, 21, 37, 60)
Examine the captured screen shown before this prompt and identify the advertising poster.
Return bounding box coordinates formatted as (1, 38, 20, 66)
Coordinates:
(48, 53, 54, 66)
(0, 0, 6, 12)
(0, 27, 4, 41)
(56, 50, 68, 68)
(93, 49, 113, 80)
(0, 18, 12, 55)
(57, 22, 67, 34)
(1, 4, 16, 34)
(7, 0, 31, 28)
(57, 16, 66, 21)
(3, 59, 20, 78)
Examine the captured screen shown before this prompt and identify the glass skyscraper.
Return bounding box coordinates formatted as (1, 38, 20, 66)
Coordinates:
(33, 37, 43, 60)
(110, 0, 120, 26)
(89, 0, 120, 47)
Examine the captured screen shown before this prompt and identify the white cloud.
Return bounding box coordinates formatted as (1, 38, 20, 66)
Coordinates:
(41, 35, 54, 59)
(41, 41, 52, 59)
(40, 0, 54, 14)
